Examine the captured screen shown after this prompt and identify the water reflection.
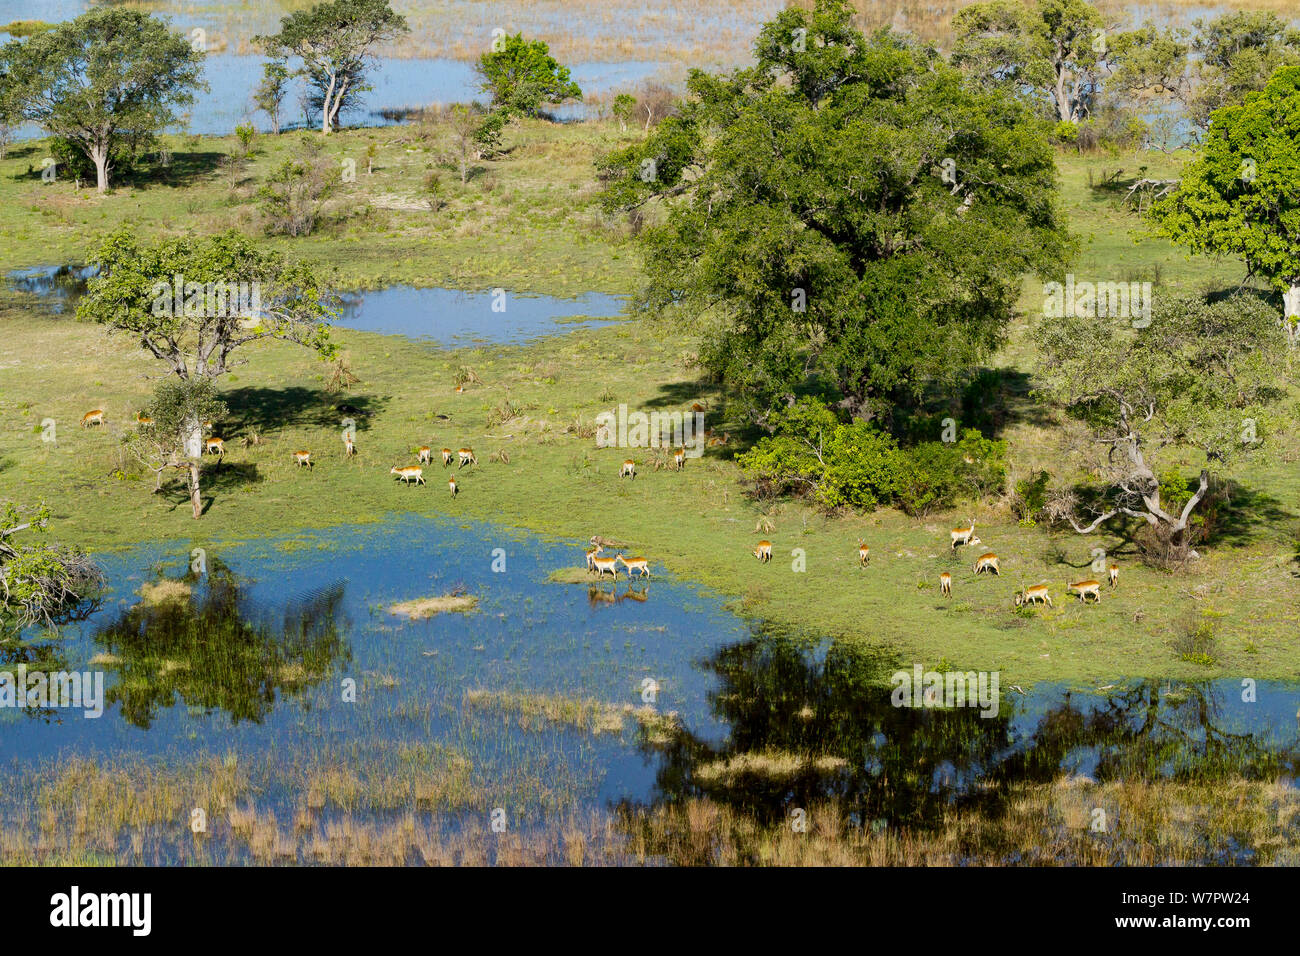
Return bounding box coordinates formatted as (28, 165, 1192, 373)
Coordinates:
(632, 628, 1300, 829)
(91, 560, 350, 729)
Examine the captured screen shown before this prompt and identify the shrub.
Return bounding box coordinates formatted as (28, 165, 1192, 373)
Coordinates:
(1012, 470, 1052, 526)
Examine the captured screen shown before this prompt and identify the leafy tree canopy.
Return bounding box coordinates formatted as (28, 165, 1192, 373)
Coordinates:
(476, 33, 582, 117)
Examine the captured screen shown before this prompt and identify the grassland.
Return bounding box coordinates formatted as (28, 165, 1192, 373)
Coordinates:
(1, 120, 1298, 686)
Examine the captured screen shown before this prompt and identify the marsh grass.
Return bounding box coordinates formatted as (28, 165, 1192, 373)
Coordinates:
(389, 594, 479, 618)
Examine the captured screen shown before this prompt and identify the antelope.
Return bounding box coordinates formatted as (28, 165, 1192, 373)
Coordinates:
(673, 448, 686, 471)
(204, 437, 225, 457)
(448, 477, 458, 497)
(585, 544, 603, 572)
(753, 540, 773, 563)
(857, 539, 870, 567)
(391, 466, 425, 486)
(1108, 563, 1119, 589)
(950, 520, 979, 551)
(617, 555, 651, 579)
(1067, 579, 1102, 603)
(457, 448, 477, 468)
(202, 420, 214, 433)
(690, 401, 707, 413)
(344, 435, 357, 457)
(973, 552, 1000, 576)
(135, 412, 154, 427)
(293, 450, 313, 469)
(591, 553, 620, 579)
(620, 459, 636, 479)
(417, 446, 432, 464)
(1015, 583, 1052, 607)
(455, 385, 465, 394)
(706, 431, 730, 447)
(80, 409, 105, 428)
(441, 448, 453, 467)
(940, 572, 952, 597)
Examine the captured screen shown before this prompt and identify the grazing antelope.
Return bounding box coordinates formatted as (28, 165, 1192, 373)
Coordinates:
(1015, 583, 1052, 607)
(585, 544, 604, 572)
(343, 435, 357, 457)
(204, 437, 225, 457)
(441, 448, 453, 467)
(857, 539, 870, 567)
(673, 448, 686, 471)
(973, 552, 1000, 576)
(1108, 563, 1119, 589)
(457, 448, 477, 468)
(1067, 579, 1102, 603)
(391, 466, 425, 486)
(135, 412, 154, 427)
(293, 450, 313, 469)
(417, 446, 432, 464)
(617, 555, 651, 579)
(448, 477, 458, 497)
(81, 409, 105, 428)
(950, 520, 979, 551)
(940, 572, 952, 597)
(753, 540, 773, 563)
(620, 459, 636, 479)
(591, 553, 620, 579)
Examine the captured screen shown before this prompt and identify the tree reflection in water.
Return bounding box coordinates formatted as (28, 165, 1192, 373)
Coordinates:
(92, 560, 350, 728)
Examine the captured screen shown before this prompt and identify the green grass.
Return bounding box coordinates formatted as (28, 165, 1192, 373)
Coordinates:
(2, 123, 1298, 686)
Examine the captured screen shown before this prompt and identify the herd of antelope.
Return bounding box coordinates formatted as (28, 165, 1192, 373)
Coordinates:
(752, 518, 1120, 610)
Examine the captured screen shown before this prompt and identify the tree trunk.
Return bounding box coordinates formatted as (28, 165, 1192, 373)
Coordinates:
(1284, 282, 1300, 349)
(321, 72, 338, 134)
(188, 461, 202, 519)
(90, 141, 110, 193)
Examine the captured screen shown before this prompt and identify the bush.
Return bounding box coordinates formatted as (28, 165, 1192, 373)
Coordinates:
(1012, 470, 1051, 526)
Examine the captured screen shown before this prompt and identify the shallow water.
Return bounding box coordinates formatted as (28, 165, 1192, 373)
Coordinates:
(4, 267, 625, 344)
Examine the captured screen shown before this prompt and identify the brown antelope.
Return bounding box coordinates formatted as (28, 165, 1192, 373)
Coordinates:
(591, 554, 620, 579)
(673, 448, 686, 471)
(455, 384, 465, 394)
(857, 539, 870, 567)
(81, 409, 105, 428)
(391, 466, 425, 486)
(417, 446, 432, 464)
(135, 412, 154, 427)
(1015, 583, 1052, 607)
(441, 448, 453, 467)
(706, 431, 730, 447)
(753, 540, 773, 563)
(344, 435, 357, 457)
(973, 552, 1000, 576)
(448, 477, 458, 497)
(457, 448, 477, 468)
(1067, 579, 1102, 603)
(940, 572, 952, 597)
(950, 520, 979, 551)
(585, 544, 603, 572)
(204, 437, 225, 457)
(1108, 563, 1119, 589)
(617, 555, 651, 579)
(293, 450, 313, 469)
(690, 401, 707, 413)
(202, 419, 214, 433)
(620, 459, 636, 479)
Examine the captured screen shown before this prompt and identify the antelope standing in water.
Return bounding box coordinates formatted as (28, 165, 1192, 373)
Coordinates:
(673, 448, 686, 471)
(417, 446, 431, 464)
(857, 540, 870, 567)
(950, 520, 979, 551)
(617, 555, 651, 579)
(391, 466, 425, 486)
(448, 477, 458, 497)
(81, 409, 105, 428)
(204, 437, 225, 457)
(441, 448, 453, 467)
(1108, 563, 1119, 589)
(293, 451, 313, 469)
(591, 553, 620, 579)
(1015, 583, 1052, 607)
(457, 448, 477, 468)
(940, 572, 952, 597)
(973, 552, 1000, 576)
(753, 540, 772, 563)
(620, 459, 636, 480)
(1067, 579, 1102, 603)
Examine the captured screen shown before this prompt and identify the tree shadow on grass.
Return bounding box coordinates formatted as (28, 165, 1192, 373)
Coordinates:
(219, 386, 389, 436)
(155, 462, 262, 515)
(123, 151, 226, 190)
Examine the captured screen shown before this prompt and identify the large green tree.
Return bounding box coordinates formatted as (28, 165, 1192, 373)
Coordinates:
(0, 8, 204, 192)
(1036, 291, 1286, 560)
(257, 0, 408, 134)
(1151, 66, 1300, 344)
(476, 33, 582, 118)
(599, 0, 1070, 421)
